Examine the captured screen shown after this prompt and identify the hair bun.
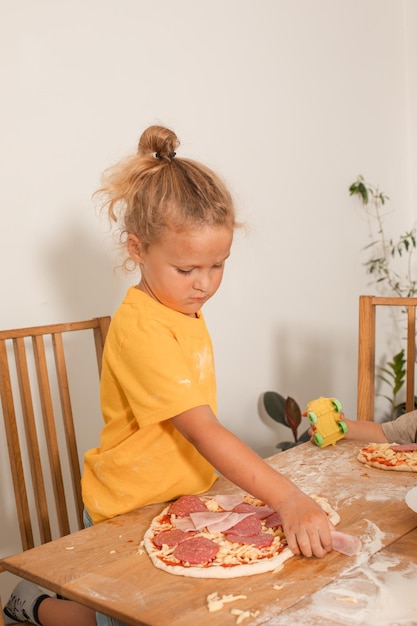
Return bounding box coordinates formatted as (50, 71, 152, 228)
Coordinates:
(138, 125, 179, 160)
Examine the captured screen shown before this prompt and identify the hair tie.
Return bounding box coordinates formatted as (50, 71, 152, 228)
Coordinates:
(153, 151, 176, 160)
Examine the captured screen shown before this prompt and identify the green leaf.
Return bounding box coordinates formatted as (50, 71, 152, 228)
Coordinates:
(263, 392, 286, 425)
(349, 180, 369, 204)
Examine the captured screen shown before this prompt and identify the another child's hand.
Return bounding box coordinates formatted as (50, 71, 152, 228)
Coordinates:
(279, 491, 334, 558)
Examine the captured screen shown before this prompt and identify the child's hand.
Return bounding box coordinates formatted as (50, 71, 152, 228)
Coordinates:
(279, 492, 334, 558)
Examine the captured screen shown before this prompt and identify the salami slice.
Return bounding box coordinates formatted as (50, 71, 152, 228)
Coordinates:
(227, 514, 262, 536)
(153, 528, 195, 548)
(225, 532, 275, 548)
(264, 511, 283, 528)
(172, 537, 219, 565)
(390, 443, 417, 452)
(232, 502, 275, 519)
(168, 495, 208, 517)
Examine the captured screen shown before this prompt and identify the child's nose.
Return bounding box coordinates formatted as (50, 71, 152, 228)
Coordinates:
(193, 272, 210, 291)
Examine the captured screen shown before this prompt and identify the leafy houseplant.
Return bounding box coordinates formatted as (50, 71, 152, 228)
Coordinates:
(349, 175, 417, 418)
(261, 392, 310, 451)
(349, 176, 416, 298)
(379, 348, 417, 418)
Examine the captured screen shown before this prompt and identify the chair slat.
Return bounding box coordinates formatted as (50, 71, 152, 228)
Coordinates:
(357, 296, 376, 421)
(357, 296, 417, 420)
(32, 335, 71, 538)
(0, 318, 110, 341)
(52, 332, 84, 529)
(13, 337, 51, 545)
(0, 596, 5, 625)
(406, 306, 416, 411)
(0, 340, 34, 550)
(94, 317, 111, 376)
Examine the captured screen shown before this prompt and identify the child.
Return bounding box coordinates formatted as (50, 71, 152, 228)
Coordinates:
(341, 409, 417, 444)
(4, 125, 334, 626)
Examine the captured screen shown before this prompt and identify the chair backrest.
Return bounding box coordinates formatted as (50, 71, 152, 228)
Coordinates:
(0, 317, 110, 557)
(357, 296, 417, 420)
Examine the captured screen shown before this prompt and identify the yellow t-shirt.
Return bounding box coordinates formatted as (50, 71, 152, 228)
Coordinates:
(82, 287, 218, 523)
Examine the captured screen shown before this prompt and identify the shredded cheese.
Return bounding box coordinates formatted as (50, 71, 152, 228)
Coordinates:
(231, 608, 260, 623)
(206, 592, 247, 612)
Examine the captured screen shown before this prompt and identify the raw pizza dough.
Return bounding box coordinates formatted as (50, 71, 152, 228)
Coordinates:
(143, 493, 340, 578)
(358, 442, 417, 472)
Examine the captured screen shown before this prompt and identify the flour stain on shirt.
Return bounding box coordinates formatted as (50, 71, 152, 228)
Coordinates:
(194, 346, 212, 381)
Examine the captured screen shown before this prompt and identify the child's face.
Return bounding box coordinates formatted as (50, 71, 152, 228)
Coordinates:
(131, 225, 233, 316)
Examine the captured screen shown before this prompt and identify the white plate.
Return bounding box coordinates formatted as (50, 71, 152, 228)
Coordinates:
(405, 486, 417, 513)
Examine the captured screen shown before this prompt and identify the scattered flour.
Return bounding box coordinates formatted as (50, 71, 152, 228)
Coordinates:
(352, 518, 386, 566)
(308, 559, 417, 626)
(261, 553, 417, 626)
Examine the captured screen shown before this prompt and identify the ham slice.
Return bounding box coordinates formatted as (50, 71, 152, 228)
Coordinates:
(331, 530, 362, 556)
(190, 511, 255, 533)
(391, 443, 417, 452)
(174, 511, 255, 533)
(213, 494, 246, 510)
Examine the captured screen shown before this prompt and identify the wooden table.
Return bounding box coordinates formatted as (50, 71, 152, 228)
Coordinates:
(2, 440, 417, 625)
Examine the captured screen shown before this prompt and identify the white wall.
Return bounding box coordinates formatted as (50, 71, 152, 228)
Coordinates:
(1, 0, 416, 599)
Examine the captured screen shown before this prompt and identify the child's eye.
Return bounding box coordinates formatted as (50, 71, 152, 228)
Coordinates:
(176, 268, 192, 275)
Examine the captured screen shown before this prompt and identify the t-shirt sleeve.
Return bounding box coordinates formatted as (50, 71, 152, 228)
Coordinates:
(381, 410, 417, 444)
(102, 317, 214, 427)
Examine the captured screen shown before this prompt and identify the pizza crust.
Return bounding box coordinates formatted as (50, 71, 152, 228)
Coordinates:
(357, 443, 417, 472)
(143, 494, 340, 579)
(310, 494, 340, 526)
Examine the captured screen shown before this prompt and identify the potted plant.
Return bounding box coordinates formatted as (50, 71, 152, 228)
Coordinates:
(261, 392, 310, 451)
(349, 175, 417, 419)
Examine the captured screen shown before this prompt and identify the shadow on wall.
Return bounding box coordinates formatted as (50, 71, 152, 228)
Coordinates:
(258, 323, 357, 446)
(257, 394, 311, 456)
(0, 213, 121, 599)
(40, 211, 130, 322)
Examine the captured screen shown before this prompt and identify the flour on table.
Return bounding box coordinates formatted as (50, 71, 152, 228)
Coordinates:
(261, 554, 417, 626)
(351, 518, 386, 566)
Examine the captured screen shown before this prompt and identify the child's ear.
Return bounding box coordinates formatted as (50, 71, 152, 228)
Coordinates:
(127, 234, 145, 263)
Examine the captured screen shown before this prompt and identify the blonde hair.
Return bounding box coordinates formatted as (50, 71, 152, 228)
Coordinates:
(96, 125, 238, 270)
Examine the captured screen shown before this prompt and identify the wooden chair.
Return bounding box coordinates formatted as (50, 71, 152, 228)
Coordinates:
(357, 296, 417, 420)
(0, 317, 110, 624)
